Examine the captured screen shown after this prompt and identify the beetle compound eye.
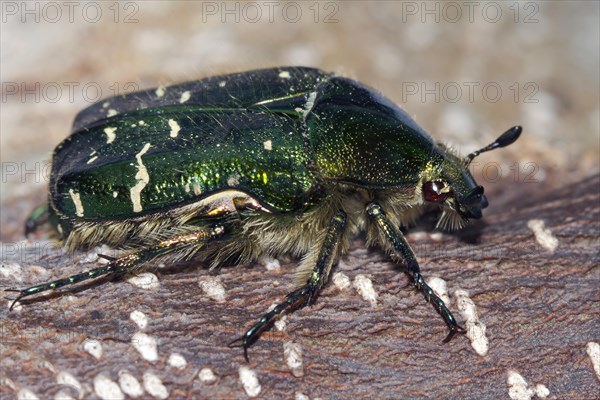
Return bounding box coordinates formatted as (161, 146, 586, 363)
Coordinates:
(423, 181, 450, 203)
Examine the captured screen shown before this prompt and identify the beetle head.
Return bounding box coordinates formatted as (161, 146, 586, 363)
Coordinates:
(422, 126, 522, 230)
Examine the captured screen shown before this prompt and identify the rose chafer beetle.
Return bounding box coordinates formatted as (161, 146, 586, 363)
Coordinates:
(8, 67, 521, 360)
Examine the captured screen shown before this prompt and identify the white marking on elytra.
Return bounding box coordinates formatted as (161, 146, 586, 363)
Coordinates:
(130, 142, 151, 213)
(168, 353, 187, 369)
(112, 191, 119, 198)
(179, 90, 191, 103)
(527, 219, 559, 252)
(283, 341, 304, 377)
(56, 371, 83, 398)
(127, 272, 159, 290)
(102, 102, 110, 109)
(83, 338, 103, 359)
(94, 374, 124, 400)
(130, 310, 148, 330)
(107, 109, 118, 117)
(168, 119, 181, 138)
(143, 372, 169, 400)
(587, 342, 600, 380)
(17, 389, 40, 400)
(155, 85, 166, 98)
(218, 80, 226, 87)
(184, 183, 191, 193)
(507, 370, 550, 400)
(118, 370, 144, 398)
(302, 91, 317, 119)
(353, 274, 378, 306)
(278, 70, 291, 79)
(428, 277, 450, 304)
(332, 272, 351, 290)
(454, 289, 488, 356)
(199, 276, 226, 302)
(198, 368, 217, 384)
(238, 366, 261, 397)
(103, 127, 117, 144)
(132, 332, 158, 362)
(69, 189, 85, 217)
(139, 120, 146, 126)
(87, 155, 98, 164)
(263, 140, 273, 151)
(193, 183, 202, 195)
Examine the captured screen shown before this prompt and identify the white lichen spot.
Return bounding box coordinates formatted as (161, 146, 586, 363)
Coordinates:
(155, 86, 166, 98)
(17, 388, 40, 400)
(1, 377, 17, 391)
(238, 366, 261, 397)
(428, 277, 450, 304)
(128, 272, 159, 290)
(263, 140, 273, 151)
(143, 372, 169, 400)
(218, 80, 227, 87)
(112, 191, 118, 198)
(199, 276, 226, 302)
(83, 338, 103, 359)
(131, 332, 158, 362)
(535, 384, 550, 398)
(295, 392, 310, 400)
(168, 119, 181, 138)
(198, 368, 217, 384)
(302, 91, 317, 119)
(275, 315, 287, 332)
(130, 310, 148, 330)
(227, 174, 240, 187)
(168, 353, 187, 369)
(527, 219, 558, 252)
(507, 370, 550, 400)
(118, 370, 144, 398)
(284, 341, 304, 377)
(429, 232, 444, 241)
(278, 70, 291, 79)
(86, 155, 98, 164)
(107, 109, 118, 117)
(93, 374, 124, 400)
(586, 342, 600, 380)
(130, 142, 152, 213)
(179, 90, 191, 104)
(332, 272, 351, 291)
(260, 256, 281, 271)
(69, 189, 85, 217)
(103, 127, 117, 144)
(353, 274, 378, 306)
(56, 371, 83, 398)
(454, 289, 488, 356)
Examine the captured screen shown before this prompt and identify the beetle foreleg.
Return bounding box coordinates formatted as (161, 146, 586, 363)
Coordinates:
(229, 210, 347, 361)
(6, 224, 227, 310)
(24, 204, 49, 237)
(366, 202, 466, 342)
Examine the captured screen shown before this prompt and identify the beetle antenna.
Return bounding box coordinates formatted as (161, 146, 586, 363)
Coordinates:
(464, 125, 522, 166)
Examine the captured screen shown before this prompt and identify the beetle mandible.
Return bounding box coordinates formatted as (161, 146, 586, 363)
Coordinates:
(7, 67, 521, 360)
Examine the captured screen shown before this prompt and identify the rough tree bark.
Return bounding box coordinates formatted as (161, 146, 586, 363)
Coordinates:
(1, 174, 598, 399)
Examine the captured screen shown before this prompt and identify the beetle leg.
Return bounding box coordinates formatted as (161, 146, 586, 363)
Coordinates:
(229, 210, 347, 362)
(366, 202, 466, 342)
(6, 224, 227, 310)
(24, 204, 49, 237)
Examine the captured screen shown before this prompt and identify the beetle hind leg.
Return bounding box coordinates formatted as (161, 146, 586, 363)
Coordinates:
(24, 204, 49, 237)
(6, 223, 228, 310)
(229, 211, 347, 361)
(366, 202, 466, 342)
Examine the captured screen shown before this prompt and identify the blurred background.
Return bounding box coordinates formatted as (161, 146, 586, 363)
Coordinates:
(2, 2, 599, 222)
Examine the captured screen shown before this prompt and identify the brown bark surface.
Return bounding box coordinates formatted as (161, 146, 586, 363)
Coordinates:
(1, 175, 599, 399)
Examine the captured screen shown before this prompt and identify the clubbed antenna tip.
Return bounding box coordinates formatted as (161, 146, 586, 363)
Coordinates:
(465, 125, 522, 165)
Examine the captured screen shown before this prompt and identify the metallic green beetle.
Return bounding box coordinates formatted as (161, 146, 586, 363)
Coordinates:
(9, 67, 521, 360)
